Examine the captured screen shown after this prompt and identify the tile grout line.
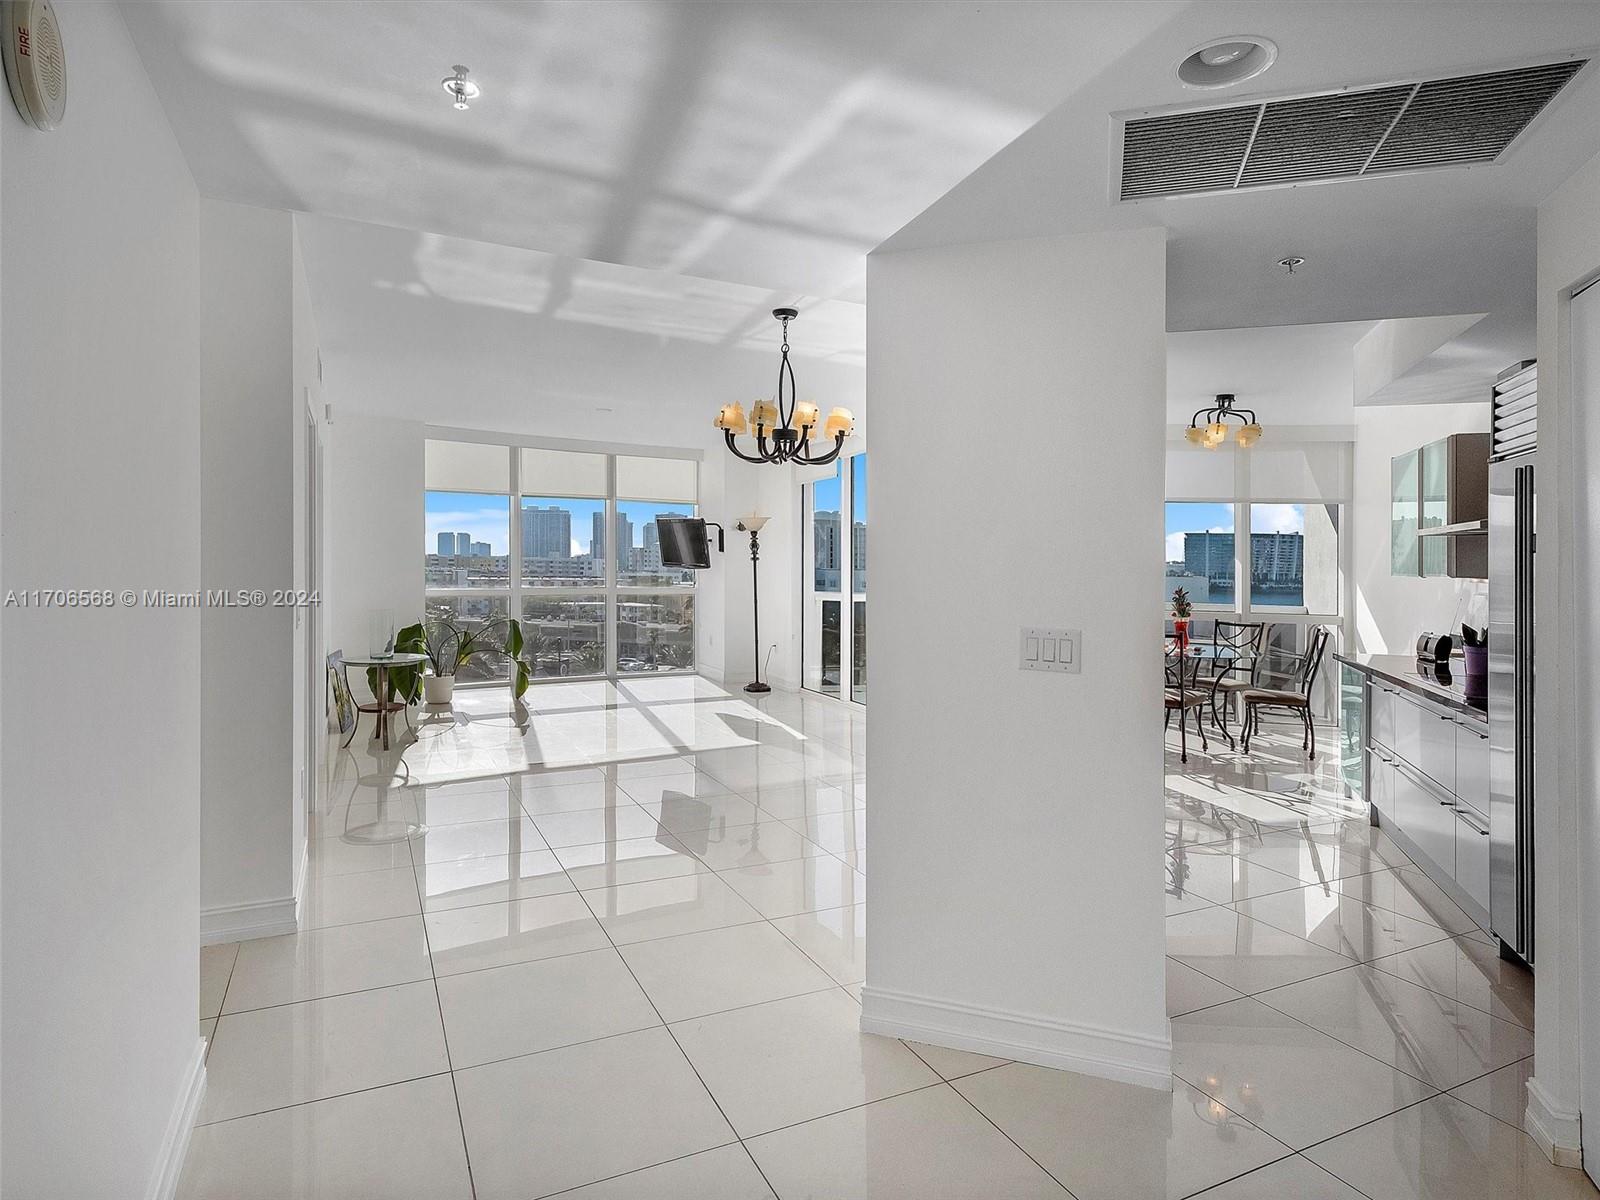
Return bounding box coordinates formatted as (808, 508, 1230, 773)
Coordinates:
(939, 1074, 1084, 1199)
(409, 834, 480, 1200)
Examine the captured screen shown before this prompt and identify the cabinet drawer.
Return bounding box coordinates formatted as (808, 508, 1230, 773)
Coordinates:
(1395, 761, 1456, 879)
(1370, 684, 1396, 752)
(1368, 750, 1397, 822)
(1419, 707, 1457, 795)
(1454, 720, 1490, 818)
(1391, 690, 1426, 769)
(1453, 804, 1491, 914)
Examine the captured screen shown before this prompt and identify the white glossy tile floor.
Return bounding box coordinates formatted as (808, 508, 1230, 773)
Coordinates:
(180, 681, 1594, 1199)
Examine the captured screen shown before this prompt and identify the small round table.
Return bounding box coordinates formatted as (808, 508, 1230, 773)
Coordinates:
(340, 652, 427, 751)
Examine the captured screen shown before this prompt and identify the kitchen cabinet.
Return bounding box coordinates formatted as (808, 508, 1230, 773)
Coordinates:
(1341, 654, 1491, 933)
(1394, 433, 1490, 579)
(1454, 803, 1491, 912)
(1391, 449, 1420, 576)
(1396, 759, 1457, 880)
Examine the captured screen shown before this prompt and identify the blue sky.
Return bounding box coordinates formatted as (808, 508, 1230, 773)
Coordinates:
(425, 492, 694, 556)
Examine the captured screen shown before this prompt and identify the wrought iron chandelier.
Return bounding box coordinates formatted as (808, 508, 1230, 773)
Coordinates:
(1185, 393, 1263, 449)
(715, 308, 854, 465)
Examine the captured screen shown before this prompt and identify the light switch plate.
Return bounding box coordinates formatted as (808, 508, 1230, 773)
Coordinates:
(1020, 627, 1081, 674)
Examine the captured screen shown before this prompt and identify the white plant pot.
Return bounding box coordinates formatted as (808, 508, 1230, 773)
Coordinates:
(424, 675, 455, 706)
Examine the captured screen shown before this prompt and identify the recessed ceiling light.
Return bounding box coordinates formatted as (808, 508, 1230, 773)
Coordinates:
(1177, 36, 1277, 90)
(441, 65, 480, 111)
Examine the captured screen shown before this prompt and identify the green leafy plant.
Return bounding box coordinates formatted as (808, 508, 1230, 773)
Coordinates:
(505, 618, 532, 700)
(425, 617, 509, 678)
(1170, 587, 1193, 619)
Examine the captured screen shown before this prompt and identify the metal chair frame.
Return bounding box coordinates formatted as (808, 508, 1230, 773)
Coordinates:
(1240, 625, 1332, 760)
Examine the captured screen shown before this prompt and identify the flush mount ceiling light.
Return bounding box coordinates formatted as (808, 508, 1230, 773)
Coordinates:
(441, 64, 480, 110)
(1185, 393, 1263, 449)
(1278, 255, 1306, 274)
(715, 308, 854, 466)
(1177, 36, 1277, 90)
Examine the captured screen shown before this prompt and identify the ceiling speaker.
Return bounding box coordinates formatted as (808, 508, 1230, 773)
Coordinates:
(3, 0, 66, 131)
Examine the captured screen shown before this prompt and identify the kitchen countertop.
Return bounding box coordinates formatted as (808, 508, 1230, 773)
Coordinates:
(1336, 652, 1488, 722)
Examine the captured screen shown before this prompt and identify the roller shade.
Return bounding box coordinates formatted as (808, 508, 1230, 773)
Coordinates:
(426, 440, 509, 493)
(616, 455, 697, 503)
(521, 447, 607, 498)
(1249, 443, 1348, 501)
(1166, 445, 1235, 499)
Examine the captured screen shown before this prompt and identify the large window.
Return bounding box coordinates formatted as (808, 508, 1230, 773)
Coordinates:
(1164, 502, 1235, 608)
(802, 452, 866, 704)
(425, 439, 698, 682)
(1165, 439, 1349, 720)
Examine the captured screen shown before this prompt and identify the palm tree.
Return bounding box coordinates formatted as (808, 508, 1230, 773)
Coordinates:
(573, 641, 606, 676)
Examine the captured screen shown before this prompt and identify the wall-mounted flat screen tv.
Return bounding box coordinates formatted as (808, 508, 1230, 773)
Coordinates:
(658, 517, 712, 569)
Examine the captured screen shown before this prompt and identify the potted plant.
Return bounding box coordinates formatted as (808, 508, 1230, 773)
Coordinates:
(1171, 587, 1193, 650)
(420, 617, 509, 705)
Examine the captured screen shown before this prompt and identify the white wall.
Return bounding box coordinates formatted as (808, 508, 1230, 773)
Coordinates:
(323, 410, 426, 680)
(198, 199, 313, 941)
(1526, 145, 1600, 1168)
(862, 228, 1170, 1087)
(1, 5, 204, 1196)
(1350, 402, 1491, 656)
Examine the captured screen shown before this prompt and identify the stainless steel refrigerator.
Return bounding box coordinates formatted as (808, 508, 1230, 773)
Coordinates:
(1487, 360, 1536, 963)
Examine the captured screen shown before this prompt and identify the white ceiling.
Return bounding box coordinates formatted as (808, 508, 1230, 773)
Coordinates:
(124, 0, 1600, 431)
(1167, 321, 1374, 427)
(122, 0, 1176, 303)
(296, 214, 867, 443)
(886, 1, 1600, 341)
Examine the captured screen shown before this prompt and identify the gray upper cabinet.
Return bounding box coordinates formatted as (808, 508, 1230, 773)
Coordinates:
(1393, 432, 1489, 579)
(1391, 448, 1419, 576)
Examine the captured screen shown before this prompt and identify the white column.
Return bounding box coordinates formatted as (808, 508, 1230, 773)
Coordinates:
(861, 227, 1171, 1086)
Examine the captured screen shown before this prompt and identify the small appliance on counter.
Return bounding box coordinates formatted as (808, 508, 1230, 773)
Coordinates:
(1415, 632, 1454, 667)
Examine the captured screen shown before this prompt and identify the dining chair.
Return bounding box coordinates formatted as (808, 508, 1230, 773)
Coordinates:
(1207, 620, 1265, 747)
(1240, 625, 1332, 759)
(1164, 647, 1209, 764)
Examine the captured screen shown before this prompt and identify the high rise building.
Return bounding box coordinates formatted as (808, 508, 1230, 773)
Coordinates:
(594, 511, 632, 569)
(470, 541, 490, 557)
(454, 532, 472, 556)
(437, 532, 456, 556)
(814, 510, 842, 590)
(851, 521, 867, 593)
(523, 506, 572, 560)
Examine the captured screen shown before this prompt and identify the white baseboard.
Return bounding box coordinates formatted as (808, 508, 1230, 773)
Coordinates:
(200, 894, 298, 944)
(860, 985, 1172, 1091)
(147, 1036, 207, 1200)
(1525, 1076, 1584, 1168)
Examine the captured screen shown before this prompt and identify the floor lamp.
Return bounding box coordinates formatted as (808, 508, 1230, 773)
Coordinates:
(737, 513, 771, 693)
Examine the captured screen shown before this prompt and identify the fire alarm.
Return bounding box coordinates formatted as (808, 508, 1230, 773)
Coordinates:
(3, 0, 66, 131)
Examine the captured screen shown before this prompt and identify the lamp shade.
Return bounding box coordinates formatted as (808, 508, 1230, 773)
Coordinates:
(823, 407, 855, 440)
(791, 401, 820, 435)
(738, 512, 770, 532)
(714, 402, 748, 434)
(1185, 425, 1205, 445)
(751, 400, 779, 432)
(1236, 423, 1263, 448)
(1204, 421, 1228, 448)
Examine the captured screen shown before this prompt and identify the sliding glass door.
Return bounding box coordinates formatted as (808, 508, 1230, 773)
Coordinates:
(802, 451, 866, 704)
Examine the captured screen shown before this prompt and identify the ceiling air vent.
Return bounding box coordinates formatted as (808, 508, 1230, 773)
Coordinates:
(1117, 58, 1587, 201)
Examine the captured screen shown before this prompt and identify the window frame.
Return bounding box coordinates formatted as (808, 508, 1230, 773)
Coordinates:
(1165, 436, 1351, 625)
(425, 429, 701, 686)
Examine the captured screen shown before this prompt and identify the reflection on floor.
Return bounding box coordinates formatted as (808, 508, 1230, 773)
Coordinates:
(181, 683, 1592, 1199)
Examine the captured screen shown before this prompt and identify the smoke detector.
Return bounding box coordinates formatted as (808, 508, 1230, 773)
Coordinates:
(1177, 36, 1277, 90)
(441, 65, 480, 111)
(3, 0, 66, 130)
